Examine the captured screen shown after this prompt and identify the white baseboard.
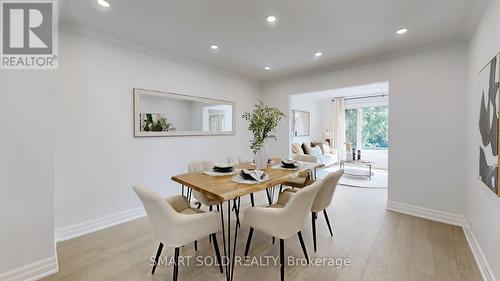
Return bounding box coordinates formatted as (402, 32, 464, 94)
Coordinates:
(55, 207, 146, 241)
(386, 200, 467, 226)
(0, 256, 58, 281)
(463, 225, 497, 281)
(387, 200, 497, 281)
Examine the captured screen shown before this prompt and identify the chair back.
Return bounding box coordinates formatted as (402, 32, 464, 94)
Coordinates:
(188, 161, 215, 203)
(227, 156, 248, 166)
(188, 161, 213, 173)
(281, 180, 322, 235)
(312, 170, 343, 212)
(133, 186, 179, 244)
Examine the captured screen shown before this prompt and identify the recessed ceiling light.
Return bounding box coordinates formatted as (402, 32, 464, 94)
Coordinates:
(210, 45, 219, 50)
(396, 28, 408, 35)
(314, 52, 323, 57)
(264, 66, 271, 71)
(266, 16, 277, 23)
(97, 0, 110, 8)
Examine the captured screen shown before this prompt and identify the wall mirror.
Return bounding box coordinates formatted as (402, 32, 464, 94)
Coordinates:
(291, 110, 310, 137)
(134, 88, 235, 137)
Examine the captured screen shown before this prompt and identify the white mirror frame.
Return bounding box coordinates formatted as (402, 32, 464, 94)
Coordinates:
(133, 88, 236, 137)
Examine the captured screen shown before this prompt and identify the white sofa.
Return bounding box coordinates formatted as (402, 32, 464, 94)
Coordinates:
(292, 142, 337, 167)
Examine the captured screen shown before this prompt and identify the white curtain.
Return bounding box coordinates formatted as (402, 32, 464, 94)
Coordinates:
(333, 98, 346, 160)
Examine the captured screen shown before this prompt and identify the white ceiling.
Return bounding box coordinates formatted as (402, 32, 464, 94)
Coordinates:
(61, 0, 482, 81)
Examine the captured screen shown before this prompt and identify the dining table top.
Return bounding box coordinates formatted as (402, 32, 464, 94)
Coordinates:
(171, 159, 324, 202)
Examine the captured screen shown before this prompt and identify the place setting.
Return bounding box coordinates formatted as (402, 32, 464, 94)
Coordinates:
(202, 163, 241, 176)
(231, 169, 271, 184)
(271, 159, 301, 170)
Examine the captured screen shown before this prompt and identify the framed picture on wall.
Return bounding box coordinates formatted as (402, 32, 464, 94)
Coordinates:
(478, 53, 500, 196)
(291, 110, 310, 137)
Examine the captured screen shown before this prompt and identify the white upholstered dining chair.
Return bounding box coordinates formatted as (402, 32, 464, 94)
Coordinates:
(284, 169, 343, 252)
(243, 181, 322, 281)
(133, 186, 223, 281)
(226, 156, 248, 166)
(188, 161, 221, 210)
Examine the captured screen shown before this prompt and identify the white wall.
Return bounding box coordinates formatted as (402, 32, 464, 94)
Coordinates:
(54, 31, 260, 230)
(0, 72, 56, 277)
(262, 41, 468, 215)
(319, 101, 333, 137)
(466, 0, 500, 279)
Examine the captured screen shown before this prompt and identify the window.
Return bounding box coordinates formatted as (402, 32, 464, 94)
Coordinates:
(345, 108, 357, 146)
(345, 106, 388, 150)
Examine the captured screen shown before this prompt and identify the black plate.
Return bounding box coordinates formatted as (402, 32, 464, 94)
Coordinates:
(281, 161, 298, 168)
(213, 167, 234, 173)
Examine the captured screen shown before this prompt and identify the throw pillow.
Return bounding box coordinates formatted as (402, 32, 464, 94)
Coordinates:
(311, 141, 324, 154)
(292, 143, 304, 155)
(302, 143, 313, 155)
(310, 146, 323, 156)
(322, 142, 333, 154)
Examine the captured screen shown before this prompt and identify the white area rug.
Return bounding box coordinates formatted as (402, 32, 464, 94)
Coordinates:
(317, 166, 388, 189)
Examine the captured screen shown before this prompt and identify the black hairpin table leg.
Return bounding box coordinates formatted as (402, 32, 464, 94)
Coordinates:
(219, 199, 239, 281)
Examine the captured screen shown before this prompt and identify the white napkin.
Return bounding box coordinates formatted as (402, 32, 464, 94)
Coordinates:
(242, 169, 265, 181)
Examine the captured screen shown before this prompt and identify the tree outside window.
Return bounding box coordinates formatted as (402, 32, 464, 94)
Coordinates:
(345, 108, 357, 146)
(345, 106, 388, 150)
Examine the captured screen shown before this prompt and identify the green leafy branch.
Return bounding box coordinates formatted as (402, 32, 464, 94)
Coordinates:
(242, 102, 286, 154)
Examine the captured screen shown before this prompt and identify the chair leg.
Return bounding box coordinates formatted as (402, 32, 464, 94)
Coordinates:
(297, 231, 309, 263)
(197, 202, 202, 209)
(312, 212, 317, 252)
(194, 240, 198, 251)
(211, 233, 223, 273)
(250, 193, 255, 207)
(152, 242, 163, 275)
(173, 247, 180, 281)
(323, 209, 333, 236)
(209, 205, 213, 212)
(272, 236, 275, 244)
(279, 184, 283, 194)
(244, 227, 254, 256)
(280, 239, 285, 281)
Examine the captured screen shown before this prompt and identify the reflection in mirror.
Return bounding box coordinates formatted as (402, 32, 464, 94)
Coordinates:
(134, 88, 235, 137)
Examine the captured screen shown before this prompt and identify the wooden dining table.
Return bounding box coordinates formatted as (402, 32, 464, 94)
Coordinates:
(171, 159, 324, 281)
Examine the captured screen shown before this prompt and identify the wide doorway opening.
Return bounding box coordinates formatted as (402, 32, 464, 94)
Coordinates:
(289, 81, 389, 189)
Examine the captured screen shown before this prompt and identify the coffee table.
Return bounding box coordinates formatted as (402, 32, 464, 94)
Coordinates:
(339, 160, 374, 180)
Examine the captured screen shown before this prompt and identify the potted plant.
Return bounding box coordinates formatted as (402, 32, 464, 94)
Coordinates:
(242, 102, 286, 169)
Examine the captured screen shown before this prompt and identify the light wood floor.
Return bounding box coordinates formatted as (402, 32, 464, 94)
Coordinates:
(43, 186, 482, 281)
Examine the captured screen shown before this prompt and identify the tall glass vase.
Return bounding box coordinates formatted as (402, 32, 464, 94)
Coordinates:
(254, 142, 269, 170)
